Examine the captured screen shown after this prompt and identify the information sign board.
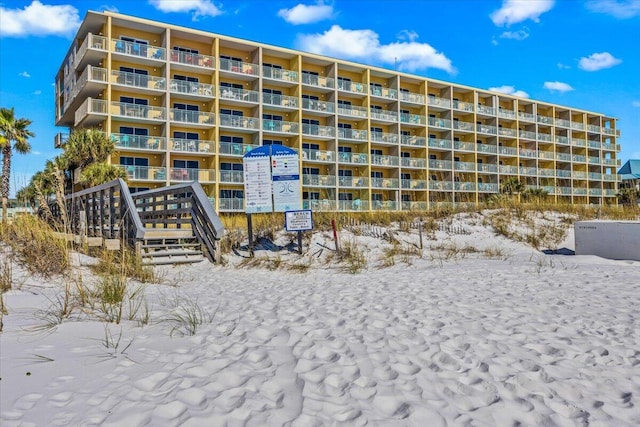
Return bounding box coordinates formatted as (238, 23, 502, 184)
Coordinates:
(285, 210, 313, 232)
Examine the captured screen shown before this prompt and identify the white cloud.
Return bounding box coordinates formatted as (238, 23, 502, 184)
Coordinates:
(586, 0, 640, 18)
(557, 62, 571, 69)
(632, 101, 640, 107)
(0, 1, 80, 37)
(148, 0, 222, 20)
(489, 85, 529, 98)
(491, 0, 554, 26)
(33, 90, 42, 95)
(297, 25, 455, 73)
(578, 52, 622, 71)
(19, 71, 30, 78)
(499, 29, 529, 40)
(278, 1, 333, 25)
(544, 81, 574, 92)
(100, 4, 120, 13)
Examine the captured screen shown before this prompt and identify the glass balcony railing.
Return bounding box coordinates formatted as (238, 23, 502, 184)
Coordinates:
(498, 108, 516, 119)
(587, 140, 601, 149)
(429, 181, 453, 191)
(118, 165, 166, 181)
(519, 148, 537, 158)
(112, 39, 165, 60)
(538, 151, 555, 160)
(428, 96, 451, 109)
(371, 154, 399, 166)
(428, 138, 452, 150)
(454, 182, 477, 191)
(110, 102, 165, 121)
(572, 155, 587, 162)
(537, 133, 552, 142)
(263, 120, 299, 134)
(219, 198, 245, 211)
(477, 105, 495, 115)
(428, 117, 451, 129)
(337, 80, 366, 94)
(303, 124, 335, 138)
(219, 141, 258, 156)
(112, 70, 165, 90)
(338, 176, 369, 187)
(537, 115, 554, 125)
(572, 138, 586, 147)
(338, 199, 370, 211)
(401, 179, 427, 189)
(219, 170, 244, 184)
(401, 113, 426, 125)
(478, 183, 499, 193)
(304, 199, 337, 211)
(170, 79, 213, 96)
(400, 91, 425, 104)
(112, 133, 166, 151)
(302, 98, 334, 113)
(477, 143, 497, 154)
(262, 66, 298, 83)
(263, 93, 299, 108)
(518, 111, 535, 122)
(401, 201, 429, 211)
(302, 149, 335, 162)
(371, 178, 399, 188)
(370, 86, 397, 99)
(571, 122, 585, 131)
(401, 158, 426, 168)
(572, 171, 588, 179)
(452, 120, 475, 132)
(454, 141, 475, 151)
(371, 132, 398, 145)
(338, 104, 368, 118)
(477, 124, 497, 135)
(556, 153, 572, 161)
(452, 100, 474, 112)
(302, 174, 336, 186)
(74, 98, 107, 125)
(219, 86, 259, 103)
(401, 135, 427, 147)
(498, 146, 517, 156)
(338, 152, 368, 164)
(170, 50, 214, 68)
(555, 118, 570, 128)
(519, 167, 537, 176)
(555, 136, 570, 145)
(170, 168, 216, 182)
(301, 74, 334, 89)
(370, 109, 398, 122)
(556, 170, 572, 178)
(499, 165, 518, 174)
(498, 128, 517, 137)
(429, 159, 452, 170)
(170, 138, 215, 153)
(454, 161, 475, 172)
(588, 172, 602, 180)
(588, 156, 600, 164)
(519, 130, 536, 140)
(337, 128, 365, 141)
(169, 108, 215, 125)
(74, 34, 108, 68)
(478, 164, 498, 173)
(587, 124, 601, 133)
(219, 58, 259, 76)
(218, 114, 259, 130)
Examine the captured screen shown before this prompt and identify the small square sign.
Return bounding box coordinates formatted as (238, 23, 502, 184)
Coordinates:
(285, 210, 313, 231)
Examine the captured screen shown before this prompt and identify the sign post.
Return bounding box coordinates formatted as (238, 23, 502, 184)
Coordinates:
(285, 210, 313, 254)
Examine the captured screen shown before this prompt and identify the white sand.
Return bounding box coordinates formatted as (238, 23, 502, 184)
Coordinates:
(2, 211, 640, 426)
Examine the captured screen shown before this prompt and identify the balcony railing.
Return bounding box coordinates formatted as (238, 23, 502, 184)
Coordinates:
(556, 153, 572, 161)
(337, 80, 366, 94)
(219, 86, 259, 103)
(65, 66, 107, 110)
(339, 176, 369, 187)
(587, 124, 601, 133)
(554, 118, 570, 128)
(170, 168, 216, 182)
(537, 133, 552, 142)
(170, 50, 214, 68)
(370, 86, 397, 99)
(219, 170, 244, 184)
(572, 155, 586, 162)
(219, 198, 245, 211)
(371, 154, 399, 166)
(400, 91, 425, 104)
(519, 148, 537, 158)
(112, 39, 165, 60)
(304, 199, 337, 211)
(371, 178, 399, 188)
(301, 74, 334, 89)
(498, 109, 516, 119)
(401, 179, 427, 189)
(518, 111, 535, 122)
(428, 96, 451, 109)
(556, 170, 572, 178)
(75, 98, 107, 125)
(170, 79, 213, 96)
(111, 101, 166, 121)
(218, 114, 259, 130)
(118, 165, 166, 181)
(401, 135, 427, 147)
(555, 136, 570, 145)
(452, 100, 474, 112)
(587, 140, 601, 149)
(428, 117, 451, 129)
(478, 183, 499, 193)
(112, 133, 166, 151)
(111, 70, 165, 90)
(477, 124, 497, 135)
(401, 158, 426, 168)
(478, 164, 498, 173)
(371, 132, 398, 145)
(588, 156, 600, 165)
(219, 141, 258, 156)
(302, 98, 334, 113)
(519, 167, 537, 176)
(499, 165, 518, 174)
(519, 130, 536, 140)
(262, 66, 298, 83)
(429, 138, 452, 150)
(74, 34, 108, 68)
(337, 128, 365, 141)
(454, 141, 475, 151)
(401, 113, 426, 125)
(498, 128, 517, 137)
(454, 182, 477, 191)
(538, 151, 555, 160)
(169, 108, 215, 125)
(572, 171, 588, 179)
(338, 199, 370, 211)
(219, 58, 259, 76)
(370, 109, 398, 122)
(263, 120, 299, 134)
(302, 174, 336, 186)
(170, 138, 215, 153)
(588, 172, 602, 180)
(454, 161, 475, 172)
(498, 146, 517, 156)
(571, 122, 585, 131)
(429, 159, 452, 170)
(338, 152, 368, 164)
(338, 105, 368, 118)
(302, 149, 335, 162)
(453, 120, 475, 132)
(429, 181, 453, 191)
(262, 93, 298, 108)
(477, 143, 497, 154)
(477, 105, 496, 115)
(537, 115, 554, 125)
(401, 201, 429, 211)
(303, 124, 335, 138)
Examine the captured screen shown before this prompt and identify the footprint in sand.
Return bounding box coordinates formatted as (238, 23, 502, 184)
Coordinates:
(13, 392, 43, 410)
(48, 391, 73, 408)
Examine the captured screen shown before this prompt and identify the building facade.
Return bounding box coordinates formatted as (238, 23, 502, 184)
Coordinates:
(55, 11, 621, 212)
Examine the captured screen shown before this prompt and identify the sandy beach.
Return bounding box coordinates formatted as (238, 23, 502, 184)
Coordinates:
(2, 211, 639, 426)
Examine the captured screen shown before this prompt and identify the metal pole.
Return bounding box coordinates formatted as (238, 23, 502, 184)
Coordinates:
(247, 213, 254, 257)
(297, 230, 303, 255)
(332, 219, 340, 256)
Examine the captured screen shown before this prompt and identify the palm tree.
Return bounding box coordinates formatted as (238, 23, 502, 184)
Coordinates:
(500, 177, 524, 196)
(60, 128, 115, 190)
(78, 163, 127, 187)
(0, 107, 34, 223)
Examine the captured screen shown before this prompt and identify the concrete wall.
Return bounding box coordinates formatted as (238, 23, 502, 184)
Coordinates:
(575, 220, 640, 261)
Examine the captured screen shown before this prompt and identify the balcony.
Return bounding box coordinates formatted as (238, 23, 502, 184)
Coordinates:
(338, 199, 370, 211)
(401, 135, 427, 147)
(112, 133, 166, 151)
(170, 168, 216, 183)
(370, 85, 397, 99)
(499, 165, 518, 174)
(303, 123, 335, 138)
(219, 198, 245, 211)
(589, 188, 603, 196)
(518, 111, 535, 122)
(477, 124, 497, 135)
(498, 146, 517, 156)
(604, 189, 617, 196)
(602, 143, 619, 151)
(372, 201, 398, 211)
(477, 105, 496, 116)
(556, 170, 572, 178)
(454, 141, 475, 151)
(537, 115, 554, 125)
(219, 86, 259, 103)
(587, 140, 601, 149)
(401, 201, 429, 211)
(429, 138, 452, 150)
(602, 128, 617, 136)
(519, 148, 537, 158)
(371, 132, 399, 145)
(169, 108, 215, 126)
(111, 39, 165, 63)
(498, 109, 516, 119)
(573, 188, 588, 196)
(75, 98, 107, 126)
(498, 128, 517, 137)
(337, 80, 366, 94)
(571, 122, 585, 131)
(478, 183, 499, 193)
(572, 171, 588, 179)
(339, 176, 369, 187)
(401, 158, 426, 168)
(429, 181, 453, 191)
(538, 151, 555, 160)
(218, 114, 259, 131)
(263, 66, 298, 84)
(588, 172, 602, 180)
(401, 179, 427, 189)
(301, 74, 334, 90)
(477, 143, 497, 154)
(427, 96, 451, 109)
(454, 161, 475, 172)
(111, 101, 165, 122)
(170, 50, 215, 70)
(64, 66, 108, 111)
(454, 182, 477, 191)
(557, 187, 572, 195)
(453, 120, 475, 132)
(74, 34, 108, 70)
(537, 132, 552, 142)
(452, 100, 474, 112)
(219, 141, 257, 156)
(262, 93, 298, 109)
(556, 153, 572, 161)
(428, 117, 451, 129)
(338, 104, 368, 118)
(118, 165, 166, 182)
(337, 128, 366, 141)
(304, 199, 337, 211)
(478, 164, 498, 173)
(371, 154, 399, 167)
(519, 167, 537, 176)
(54, 132, 69, 148)
(338, 152, 368, 164)
(371, 178, 399, 189)
(429, 159, 452, 170)
(370, 108, 398, 122)
(302, 98, 334, 114)
(519, 130, 536, 140)
(400, 91, 425, 105)
(587, 124, 601, 133)
(219, 58, 259, 77)
(602, 158, 620, 166)
(170, 79, 213, 97)
(555, 118, 570, 128)
(588, 156, 601, 165)
(111, 70, 165, 91)
(572, 138, 586, 147)
(572, 154, 586, 162)
(401, 113, 426, 126)
(219, 170, 244, 184)
(302, 148, 335, 162)
(555, 136, 570, 145)
(263, 120, 299, 134)
(302, 174, 336, 186)
(170, 138, 214, 154)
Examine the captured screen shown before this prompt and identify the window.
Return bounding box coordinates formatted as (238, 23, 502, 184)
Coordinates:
(263, 114, 283, 121)
(302, 70, 319, 85)
(338, 169, 353, 176)
(339, 193, 353, 201)
(371, 105, 382, 111)
(454, 157, 460, 162)
(174, 74, 199, 84)
(120, 96, 148, 105)
(302, 143, 320, 150)
(120, 156, 149, 179)
(338, 146, 352, 153)
(173, 131, 199, 140)
(303, 192, 320, 200)
(173, 102, 199, 122)
(263, 88, 283, 104)
(372, 193, 383, 201)
(401, 173, 411, 180)
(263, 63, 282, 69)
(302, 167, 320, 175)
(371, 171, 383, 178)
(119, 36, 148, 56)
(120, 127, 148, 136)
(174, 46, 199, 54)
(338, 76, 351, 90)
(220, 82, 243, 89)
(220, 108, 244, 117)
(371, 149, 383, 156)
(302, 118, 320, 134)
(119, 66, 148, 86)
(337, 99, 352, 107)
(173, 159, 199, 169)
(429, 154, 437, 160)
(262, 139, 283, 146)
(120, 157, 148, 166)
(220, 189, 243, 198)
(220, 162, 243, 171)
(401, 152, 410, 158)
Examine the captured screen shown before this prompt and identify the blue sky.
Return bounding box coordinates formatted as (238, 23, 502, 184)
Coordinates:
(1, 0, 639, 195)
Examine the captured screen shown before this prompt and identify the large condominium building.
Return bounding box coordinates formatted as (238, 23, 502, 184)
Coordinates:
(55, 11, 621, 212)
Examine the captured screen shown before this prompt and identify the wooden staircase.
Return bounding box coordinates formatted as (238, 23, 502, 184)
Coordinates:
(139, 230, 206, 265)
